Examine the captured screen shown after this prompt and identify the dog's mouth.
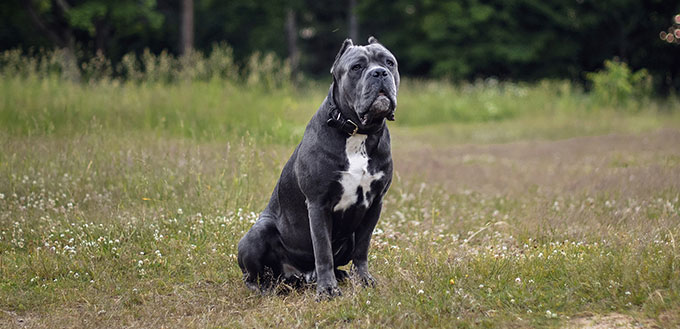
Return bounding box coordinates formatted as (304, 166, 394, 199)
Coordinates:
(359, 90, 395, 126)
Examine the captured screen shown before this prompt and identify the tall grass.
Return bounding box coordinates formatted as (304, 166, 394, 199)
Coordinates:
(0, 45, 289, 86)
(2, 48, 678, 145)
(0, 76, 316, 143)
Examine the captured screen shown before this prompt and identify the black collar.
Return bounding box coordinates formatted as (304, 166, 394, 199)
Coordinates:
(326, 101, 385, 136)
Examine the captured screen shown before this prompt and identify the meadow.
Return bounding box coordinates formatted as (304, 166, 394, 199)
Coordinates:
(1, 51, 680, 328)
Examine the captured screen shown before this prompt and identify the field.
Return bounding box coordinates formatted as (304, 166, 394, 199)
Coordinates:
(1, 74, 680, 328)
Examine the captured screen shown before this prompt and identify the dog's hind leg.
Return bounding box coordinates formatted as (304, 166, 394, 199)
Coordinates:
(237, 218, 283, 293)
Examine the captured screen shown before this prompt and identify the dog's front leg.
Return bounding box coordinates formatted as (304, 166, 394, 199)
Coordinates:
(352, 200, 382, 287)
(307, 204, 341, 299)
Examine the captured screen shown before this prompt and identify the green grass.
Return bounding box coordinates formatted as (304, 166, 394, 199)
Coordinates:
(1, 75, 680, 328)
(3, 76, 678, 143)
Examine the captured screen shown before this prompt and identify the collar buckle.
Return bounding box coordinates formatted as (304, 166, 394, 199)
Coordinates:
(346, 119, 358, 136)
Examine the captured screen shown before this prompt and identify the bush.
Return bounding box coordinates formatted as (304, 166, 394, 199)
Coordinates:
(0, 44, 289, 89)
(586, 59, 653, 109)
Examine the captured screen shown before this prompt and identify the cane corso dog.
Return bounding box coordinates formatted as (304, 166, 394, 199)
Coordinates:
(237, 36, 399, 299)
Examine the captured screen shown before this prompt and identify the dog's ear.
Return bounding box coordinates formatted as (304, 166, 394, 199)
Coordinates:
(330, 38, 353, 75)
(368, 36, 380, 44)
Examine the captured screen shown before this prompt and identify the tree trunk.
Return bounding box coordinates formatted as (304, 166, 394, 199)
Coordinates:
(348, 0, 358, 41)
(95, 19, 112, 55)
(286, 8, 300, 78)
(180, 0, 194, 55)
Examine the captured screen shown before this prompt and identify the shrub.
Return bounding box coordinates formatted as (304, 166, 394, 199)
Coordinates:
(586, 59, 652, 109)
(0, 44, 267, 86)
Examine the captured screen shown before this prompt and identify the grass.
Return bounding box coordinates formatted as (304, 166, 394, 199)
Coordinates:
(1, 74, 679, 328)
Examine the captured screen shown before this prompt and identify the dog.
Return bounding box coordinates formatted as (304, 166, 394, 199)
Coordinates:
(237, 36, 399, 299)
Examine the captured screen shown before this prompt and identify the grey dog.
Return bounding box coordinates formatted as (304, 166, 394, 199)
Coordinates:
(237, 37, 399, 299)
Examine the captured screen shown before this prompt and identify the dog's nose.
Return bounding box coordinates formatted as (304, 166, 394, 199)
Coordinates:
(370, 68, 388, 78)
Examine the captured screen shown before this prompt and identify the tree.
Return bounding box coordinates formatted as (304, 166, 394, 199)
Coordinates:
(21, 0, 163, 58)
(348, 0, 358, 41)
(286, 8, 300, 77)
(179, 0, 194, 55)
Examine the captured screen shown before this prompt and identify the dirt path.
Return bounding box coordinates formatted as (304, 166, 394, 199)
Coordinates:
(394, 128, 680, 196)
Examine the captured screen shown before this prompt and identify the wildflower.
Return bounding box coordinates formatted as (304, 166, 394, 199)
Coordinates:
(417, 289, 424, 294)
(515, 277, 521, 284)
(479, 284, 484, 288)
(625, 291, 631, 295)
(142, 197, 151, 201)
(449, 278, 455, 285)
(177, 208, 183, 215)
(366, 300, 371, 305)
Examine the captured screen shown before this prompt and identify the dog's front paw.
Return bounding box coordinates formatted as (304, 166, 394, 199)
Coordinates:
(316, 281, 342, 301)
(356, 272, 377, 287)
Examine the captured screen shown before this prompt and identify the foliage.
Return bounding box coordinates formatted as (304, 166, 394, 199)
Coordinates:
(587, 59, 653, 108)
(64, 0, 163, 36)
(358, 0, 680, 88)
(359, 0, 580, 80)
(0, 46, 288, 87)
(2, 53, 679, 147)
(2, 0, 680, 90)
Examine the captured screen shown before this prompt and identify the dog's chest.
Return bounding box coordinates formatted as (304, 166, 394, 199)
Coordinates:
(333, 134, 384, 212)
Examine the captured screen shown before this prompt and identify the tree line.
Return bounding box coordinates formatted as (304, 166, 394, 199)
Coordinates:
(1, 0, 679, 91)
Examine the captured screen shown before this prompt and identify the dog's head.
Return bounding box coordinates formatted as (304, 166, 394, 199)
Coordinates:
(330, 37, 400, 127)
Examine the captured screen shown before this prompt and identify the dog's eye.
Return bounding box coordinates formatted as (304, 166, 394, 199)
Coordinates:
(386, 59, 395, 67)
(351, 64, 362, 71)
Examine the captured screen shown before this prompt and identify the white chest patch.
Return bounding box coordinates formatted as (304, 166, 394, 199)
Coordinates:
(333, 134, 384, 212)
